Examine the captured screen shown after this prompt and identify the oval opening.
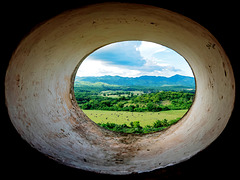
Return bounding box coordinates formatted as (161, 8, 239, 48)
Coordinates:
(74, 41, 195, 134)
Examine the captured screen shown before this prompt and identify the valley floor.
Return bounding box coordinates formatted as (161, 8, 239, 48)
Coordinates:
(83, 109, 188, 127)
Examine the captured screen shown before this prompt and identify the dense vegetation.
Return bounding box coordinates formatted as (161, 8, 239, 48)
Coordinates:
(75, 90, 194, 112)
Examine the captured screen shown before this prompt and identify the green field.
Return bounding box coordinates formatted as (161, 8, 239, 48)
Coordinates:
(83, 109, 188, 127)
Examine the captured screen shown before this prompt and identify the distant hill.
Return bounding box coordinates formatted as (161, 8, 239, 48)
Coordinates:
(75, 74, 195, 88)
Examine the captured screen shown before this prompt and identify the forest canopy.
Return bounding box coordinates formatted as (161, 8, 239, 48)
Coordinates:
(75, 89, 194, 112)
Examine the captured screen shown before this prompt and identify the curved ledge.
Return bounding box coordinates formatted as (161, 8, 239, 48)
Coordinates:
(5, 3, 235, 174)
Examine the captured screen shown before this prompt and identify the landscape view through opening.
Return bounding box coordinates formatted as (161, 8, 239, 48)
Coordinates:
(74, 41, 195, 134)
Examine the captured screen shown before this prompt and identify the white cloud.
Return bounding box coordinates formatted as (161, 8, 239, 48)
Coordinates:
(76, 58, 142, 77)
(135, 41, 183, 77)
(136, 41, 168, 59)
(135, 41, 194, 77)
(137, 41, 171, 67)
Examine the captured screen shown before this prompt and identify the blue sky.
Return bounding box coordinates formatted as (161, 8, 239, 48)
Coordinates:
(76, 41, 194, 77)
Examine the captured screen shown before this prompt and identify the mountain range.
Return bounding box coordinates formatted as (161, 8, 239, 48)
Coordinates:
(75, 74, 195, 88)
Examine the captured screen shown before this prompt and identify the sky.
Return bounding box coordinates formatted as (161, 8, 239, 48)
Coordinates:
(76, 41, 194, 77)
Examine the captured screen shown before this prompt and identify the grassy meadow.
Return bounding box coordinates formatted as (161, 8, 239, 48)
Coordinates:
(83, 109, 188, 127)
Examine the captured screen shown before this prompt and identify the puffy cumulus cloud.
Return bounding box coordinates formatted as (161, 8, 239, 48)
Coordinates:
(136, 41, 171, 68)
(136, 41, 169, 59)
(135, 41, 185, 77)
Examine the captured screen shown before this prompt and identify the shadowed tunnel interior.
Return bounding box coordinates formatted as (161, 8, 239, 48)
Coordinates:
(2, 1, 238, 179)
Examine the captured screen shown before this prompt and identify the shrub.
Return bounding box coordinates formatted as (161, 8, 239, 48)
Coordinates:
(98, 118, 181, 134)
(153, 119, 169, 128)
(130, 121, 141, 128)
(153, 120, 162, 128)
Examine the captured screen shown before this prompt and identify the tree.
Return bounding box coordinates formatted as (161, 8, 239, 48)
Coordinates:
(146, 103, 160, 112)
(153, 119, 169, 128)
(147, 103, 154, 111)
(117, 102, 125, 108)
(128, 105, 135, 112)
(82, 102, 91, 109)
(99, 100, 111, 107)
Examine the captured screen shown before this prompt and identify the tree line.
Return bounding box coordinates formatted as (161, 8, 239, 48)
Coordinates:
(74, 90, 194, 112)
(98, 118, 181, 134)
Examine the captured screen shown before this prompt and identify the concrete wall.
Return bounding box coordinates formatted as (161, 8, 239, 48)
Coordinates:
(5, 3, 235, 174)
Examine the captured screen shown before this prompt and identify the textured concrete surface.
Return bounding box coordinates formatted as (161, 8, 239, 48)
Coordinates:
(5, 3, 235, 174)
